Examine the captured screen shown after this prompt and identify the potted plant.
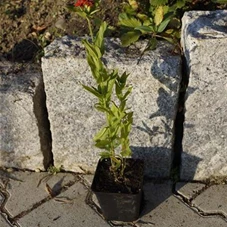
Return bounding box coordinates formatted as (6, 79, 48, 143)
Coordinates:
(70, 0, 144, 221)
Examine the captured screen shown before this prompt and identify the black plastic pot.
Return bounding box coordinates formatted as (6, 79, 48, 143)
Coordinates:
(91, 158, 144, 222)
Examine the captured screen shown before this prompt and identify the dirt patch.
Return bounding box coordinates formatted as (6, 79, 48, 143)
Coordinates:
(0, 0, 122, 62)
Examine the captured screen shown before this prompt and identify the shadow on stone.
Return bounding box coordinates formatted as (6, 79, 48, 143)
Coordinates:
(131, 146, 173, 178)
(182, 10, 227, 72)
(52, 176, 65, 195)
(131, 148, 201, 217)
(149, 87, 175, 122)
(5, 39, 41, 62)
(187, 11, 227, 40)
(33, 76, 53, 169)
(151, 59, 180, 92)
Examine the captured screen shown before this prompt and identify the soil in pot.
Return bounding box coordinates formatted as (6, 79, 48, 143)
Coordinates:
(92, 158, 144, 194)
(91, 158, 144, 222)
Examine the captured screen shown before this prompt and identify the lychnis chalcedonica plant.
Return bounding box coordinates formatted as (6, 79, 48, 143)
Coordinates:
(70, 0, 134, 181)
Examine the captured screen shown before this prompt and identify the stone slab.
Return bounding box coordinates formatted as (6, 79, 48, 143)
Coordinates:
(4, 171, 75, 217)
(181, 10, 227, 180)
(81, 174, 94, 186)
(193, 185, 227, 216)
(1, 172, 227, 227)
(0, 62, 44, 170)
(42, 37, 181, 178)
(140, 181, 227, 227)
(18, 182, 110, 227)
(0, 214, 11, 227)
(176, 182, 206, 200)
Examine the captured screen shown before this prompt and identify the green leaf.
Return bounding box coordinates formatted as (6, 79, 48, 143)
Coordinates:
(168, 18, 181, 29)
(119, 100, 126, 111)
(118, 12, 129, 20)
(135, 25, 154, 34)
(82, 85, 102, 98)
(137, 13, 149, 22)
(94, 126, 108, 141)
(128, 0, 139, 10)
(94, 104, 111, 113)
(161, 36, 174, 44)
(149, 0, 168, 6)
(82, 39, 105, 80)
(154, 6, 164, 26)
(148, 37, 158, 50)
(110, 103, 121, 118)
(100, 152, 111, 159)
(119, 17, 142, 28)
(86, 55, 102, 80)
(157, 17, 171, 33)
(143, 19, 153, 26)
(122, 86, 132, 100)
(175, 0, 186, 8)
(95, 21, 108, 55)
(83, 39, 102, 59)
(118, 71, 130, 84)
(121, 3, 137, 16)
(120, 30, 141, 47)
(106, 77, 117, 100)
(121, 121, 132, 138)
(174, 30, 181, 39)
(162, 5, 169, 14)
(120, 145, 131, 157)
(90, 8, 101, 16)
(95, 140, 110, 149)
(165, 29, 174, 34)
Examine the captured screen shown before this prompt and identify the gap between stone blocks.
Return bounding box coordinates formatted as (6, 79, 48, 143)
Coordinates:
(33, 75, 53, 170)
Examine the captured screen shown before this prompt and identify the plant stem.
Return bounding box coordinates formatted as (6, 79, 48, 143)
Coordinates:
(120, 158, 125, 177)
(86, 17, 94, 42)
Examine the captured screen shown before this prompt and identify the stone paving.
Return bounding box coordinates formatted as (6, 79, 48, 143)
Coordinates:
(0, 170, 227, 227)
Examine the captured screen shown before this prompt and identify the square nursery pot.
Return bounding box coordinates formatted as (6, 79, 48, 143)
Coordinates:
(91, 158, 144, 222)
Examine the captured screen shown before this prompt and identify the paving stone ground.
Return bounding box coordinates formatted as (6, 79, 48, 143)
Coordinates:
(0, 214, 11, 227)
(0, 171, 227, 227)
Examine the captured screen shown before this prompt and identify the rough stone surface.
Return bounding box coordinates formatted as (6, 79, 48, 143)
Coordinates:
(0, 62, 44, 170)
(0, 214, 11, 227)
(4, 172, 75, 217)
(42, 37, 181, 178)
(140, 181, 227, 227)
(181, 10, 227, 180)
(18, 182, 110, 227)
(81, 174, 94, 186)
(176, 182, 206, 200)
(193, 184, 227, 216)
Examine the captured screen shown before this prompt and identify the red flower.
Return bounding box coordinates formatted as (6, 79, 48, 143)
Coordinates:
(74, 0, 93, 7)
